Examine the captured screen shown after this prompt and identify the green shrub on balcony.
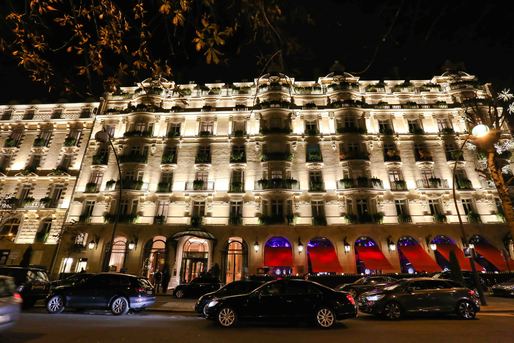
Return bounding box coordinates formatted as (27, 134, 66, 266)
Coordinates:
(199, 131, 212, 137)
(306, 152, 322, 162)
(313, 216, 327, 226)
(63, 137, 77, 146)
(258, 215, 285, 225)
(195, 154, 211, 164)
(39, 197, 51, 207)
(123, 180, 144, 190)
(467, 211, 481, 224)
(392, 180, 407, 190)
(123, 130, 152, 138)
(441, 127, 455, 134)
(85, 182, 98, 193)
(5, 197, 18, 207)
(428, 177, 442, 188)
(229, 182, 244, 193)
(33, 138, 46, 147)
(157, 182, 172, 192)
(229, 215, 242, 225)
(261, 152, 292, 162)
(167, 130, 181, 138)
(232, 130, 245, 137)
(309, 182, 324, 191)
(79, 214, 91, 223)
(370, 177, 383, 188)
(161, 153, 176, 164)
(260, 127, 292, 134)
(92, 154, 108, 165)
(398, 213, 412, 223)
(190, 216, 202, 227)
(339, 178, 353, 188)
(344, 213, 358, 224)
(456, 178, 473, 190)
(433, 213, 447, 223)
(337, 126, 367, 134)
(305, 128, 319, 136)
(379, 127, 394, 135)
(119, 154, 148, 163)
(230, 151, 246, 163)
(22, 197, 35, 206)
(34, 230, 50, 243)
(22, 166, 37, 175)
(384, 150, 401, 161)
(105, 179, 116, 190)
(409, 127, 425, 135)
(4, 137, 18, 148)
(193, 179, 205, 190)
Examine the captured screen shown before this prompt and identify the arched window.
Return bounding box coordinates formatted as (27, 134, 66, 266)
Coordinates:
(142, 236, 168, 280)
(181, 237, 209, 283)
(397, 236, 440, 273)
(307, 237, 342, 274)
(264, 236, 292, 276)
(108, 236, 127, 272)
(354, 236, 393, 274)
(0, 218, 20, 238)
(224, 237, 247, 283)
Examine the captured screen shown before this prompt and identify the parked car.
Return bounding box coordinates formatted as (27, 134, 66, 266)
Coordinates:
(0, 276, 22, 333)
(433, 271, 487, 291)
(491, 278, 514, 297)
(195, 280, 265, 315)
(0, 266, 50, 308)
(204, 279, 357, 328)
(173, 275, 223, 299)
(46, 273, 155, 315)
(337, 276, 397, 298)
(50, 273, 95, 289)
(358, 278, 480, 320)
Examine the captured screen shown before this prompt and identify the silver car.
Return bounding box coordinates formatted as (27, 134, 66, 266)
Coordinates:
(0, 276, 22, 332)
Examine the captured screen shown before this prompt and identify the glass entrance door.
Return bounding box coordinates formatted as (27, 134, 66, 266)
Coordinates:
(180, 253, 208, 283)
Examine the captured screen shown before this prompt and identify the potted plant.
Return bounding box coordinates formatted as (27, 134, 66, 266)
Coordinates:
(339, 178, 353, 188)
(193, 179, 205, 190)
(39, 197, 52, 207)
(63, 137, 77, 146)
(105, 179, 116, 190)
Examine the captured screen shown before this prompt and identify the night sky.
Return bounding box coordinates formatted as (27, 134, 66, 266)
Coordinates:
(0, 0, 512, 103)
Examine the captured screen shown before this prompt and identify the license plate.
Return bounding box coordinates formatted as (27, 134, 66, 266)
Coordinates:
(146, 291, 153, 295)
(0, 314, 10, 324)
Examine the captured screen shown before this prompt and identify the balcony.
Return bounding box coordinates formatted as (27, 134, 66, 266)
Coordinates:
(119, 153, 148, 164)
(157, 182, 173, 193)
(92, 154, 108, 165)
(261, 152, 292, 162)
(456, 178, 473, 190)
(433, 213, 447, 223)
(409, 127, 425, 135)
(390, 180, 408, 191)
(416, 178, 449, 189)
(339, 151, 369, 161)
(260, 127, 292, 134)
(309, 181, 325, 192)
(384, 150, 401, 162)
(190, 216, 203, 227)
(154, 215, 166, 225)
(84, 182, 99, 193)
(120, 180, 145, 190)
(379, 127, 395, 135)
(123, 130, 153, 138)
(198, 130, 213, 137)
(446, 151, 464, 162)
(467, 211, 481, 224)
(230, 151, 246, 163)
(338, 177, 383, 189)
(258, 215, 295, 225)
(232, 130, 246, 137)
(161, 152, 177, 164)
(313, 216, 327, 226)
(195, 153, 211, 164)
(104, 213, 139, 224)
(185, 180, 215, 191)
(229, 182, 244, 193)
(63, 137, 77, 147)
(33, 138, 48, 147)
(398, 213, 412, 223)
(440, 127, 455, 135)
(336, 126, 367, 134)
(304, 128, 319, 136)
(306, 152, 322, 163)
(4, 138, 19, 148)
(34, 230, 49, 243)
(229, 215, 242, 225)
(345, 213, 384, 224)
(414, 150, 433, 162)
(167, 130, 181, 138)
(255, 178, 299, 190)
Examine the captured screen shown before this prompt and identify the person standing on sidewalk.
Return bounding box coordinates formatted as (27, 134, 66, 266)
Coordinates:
(153, 270, 162, 294)
(161, 266, 171, 294)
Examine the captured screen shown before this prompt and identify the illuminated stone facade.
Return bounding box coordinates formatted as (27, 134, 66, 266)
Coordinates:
(1, 72, 513, 287)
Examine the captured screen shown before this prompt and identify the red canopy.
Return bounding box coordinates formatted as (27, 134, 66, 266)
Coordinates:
(436, 244, 484, 272)
(264, 247, 293, 267)
(355, 246, 394, 271)
(475, 243, 510, 272)
(398, 244, 441, 273)
(308, 246, 343, 273)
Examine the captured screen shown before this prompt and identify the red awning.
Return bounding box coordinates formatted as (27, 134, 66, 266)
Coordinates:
(264, 247, 293, 267)
(436, 244, 484, 272)
(355, 246, 394, 271)
(308, 246, 343, 273)
(475, 243, 510, 272)
(398, 245, 441, 273)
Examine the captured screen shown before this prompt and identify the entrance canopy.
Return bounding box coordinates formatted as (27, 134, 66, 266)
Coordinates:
(307, 237, 343, 273)
(398, 244, 441, 273)
(355, 246, 393, 271)
(170, 230, 216, 241)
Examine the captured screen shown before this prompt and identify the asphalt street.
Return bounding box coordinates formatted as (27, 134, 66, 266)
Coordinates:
(1, 309, 513, 343)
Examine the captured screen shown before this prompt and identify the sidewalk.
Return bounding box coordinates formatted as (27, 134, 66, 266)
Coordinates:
(147, 295, 514, 314)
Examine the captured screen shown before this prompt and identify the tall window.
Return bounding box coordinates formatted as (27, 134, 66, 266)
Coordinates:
(232, 121, 246, 134)
(437, 118, 452, 131)
(195, 170, 209, 181)
(306, 143, 322, 162)
(311, 200, 325, 217)
(10, 128, 24, 145)
(305, 120, 318, 133)
(461, 199, 474, 214)
(388, 169, 403, 182)
(59, 154, 73, 170)
(39, 128, 53, 144)
(0, 218, 20, 237)
(346, 198, 353, 214)
(428, 199, 442, 215)
(82, 200, 95, 216)
(50, 184, 64, 207)
(28, 154, 42, 170)
(89, 170, 103, 185)
(0, 154, 12, 172)
(408, 119, 422, 132)
(192, 201, 206, 217)
(378, 119, 393, 133)
(167, 122, 181, 136)
(356, 199, 369, 215)
(395, 200, 409, 215)
(230, 201, 243, 217)
(19, 185, 32, 203)
(156, 200, 169, 217)
(271, 199, 283, 216)
(68, 128, 82, 142)
(421, 169, 435, 181)
(130, 199, 139, 216)
(199, 120, 214, 134)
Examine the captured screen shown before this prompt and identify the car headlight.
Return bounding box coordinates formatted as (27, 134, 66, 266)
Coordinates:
(208, 300, 218, 308)
(366, 294, 385, 302)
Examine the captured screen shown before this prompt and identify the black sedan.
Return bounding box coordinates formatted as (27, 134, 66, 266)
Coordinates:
(204, 279, 357, 328)
(358, 278, 480, 320)
(337, 276, 397, 298)
(173, 276, 222, 299)
(46, 273, 155, 315)
(491, 278, 514, 297)
(195, 280, 264, 315)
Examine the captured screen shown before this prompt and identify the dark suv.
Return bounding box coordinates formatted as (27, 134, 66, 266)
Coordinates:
(358, 278, 480, 320)
(0, 266, 50, 308)
(173, 275, 222, 298)
(46, 273, 155, 315)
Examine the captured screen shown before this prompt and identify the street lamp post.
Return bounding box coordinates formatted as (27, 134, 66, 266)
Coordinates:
(451, 128, 489, 306)
(95, 130, 122, 272)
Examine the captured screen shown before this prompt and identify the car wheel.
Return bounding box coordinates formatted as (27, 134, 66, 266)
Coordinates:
(111, 296, 129, 316)
(315, 307, 336, 329)
(175, 289, 185, 299)
(456, 301, 476, 320)
(217, 307, 237, 328)
(46, 295, 65, 314)
(383, 302, 402, 320)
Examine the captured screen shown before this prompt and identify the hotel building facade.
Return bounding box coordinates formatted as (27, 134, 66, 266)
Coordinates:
(1, 71, 513, 289)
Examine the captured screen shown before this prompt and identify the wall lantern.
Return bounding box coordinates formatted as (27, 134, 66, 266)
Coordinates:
(343, 237, 351, 253)
(387, 236, 396, 252)
(253, 240, 260, 253)
(128, 241, 137, 251)
(88, 240, 97, 250)
(297, 238, 304, 254)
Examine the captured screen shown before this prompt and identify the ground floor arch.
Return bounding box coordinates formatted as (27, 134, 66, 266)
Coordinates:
(397, 236, 440, 273)
(430, 235, 484, 272)
(264, 236, 293, 276)
(222, 237, 248, 283)
(306, 237, 343, 273)
(354, 236, 393, 274)
(470, 235, 511, 272)
(142, 236, 169, 282)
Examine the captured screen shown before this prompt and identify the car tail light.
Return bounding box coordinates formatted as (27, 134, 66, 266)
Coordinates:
(346, 294, 356, 305)
(135, 287, 145, 293)
(13, 293, 22, 303)
(468, 290, 476, 297)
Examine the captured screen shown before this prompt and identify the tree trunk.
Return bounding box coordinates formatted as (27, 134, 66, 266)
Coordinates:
(486, 149, 514, 241)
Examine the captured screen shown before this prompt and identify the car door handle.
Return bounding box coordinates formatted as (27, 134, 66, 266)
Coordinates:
(285, 299, 293, 303)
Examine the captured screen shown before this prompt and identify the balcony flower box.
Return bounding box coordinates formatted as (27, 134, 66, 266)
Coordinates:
(33, 138, 47, 147)
(39, 197, 52, 207)
(433, 213, 447, 223)
(4, 137, 18, 148)
(154, 215, 166, 225)
(313, 216, 327, 226)
(157, 182, 172, 192)
(193, 179, 205, 190)
(85, 182, 99, 193)
(63, 137, 77, 146)
(229, 215, 242, 225)
(105, 179, 116, 190)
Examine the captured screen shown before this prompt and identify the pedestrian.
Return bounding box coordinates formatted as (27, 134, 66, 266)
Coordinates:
(153, 270, 162, 293)
(161, 266, 171, 294)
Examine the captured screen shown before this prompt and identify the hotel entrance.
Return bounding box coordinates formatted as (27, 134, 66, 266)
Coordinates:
(180, 237, 209, 283)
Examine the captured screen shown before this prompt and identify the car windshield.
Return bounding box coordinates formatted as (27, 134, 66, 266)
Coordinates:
(354, 278, 367, 285)
(383, 281, 405, 291)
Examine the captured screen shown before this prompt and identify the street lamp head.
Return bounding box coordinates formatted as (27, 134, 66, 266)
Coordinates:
(471, 124, 490, 138)
(95, 130, 111, 143)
